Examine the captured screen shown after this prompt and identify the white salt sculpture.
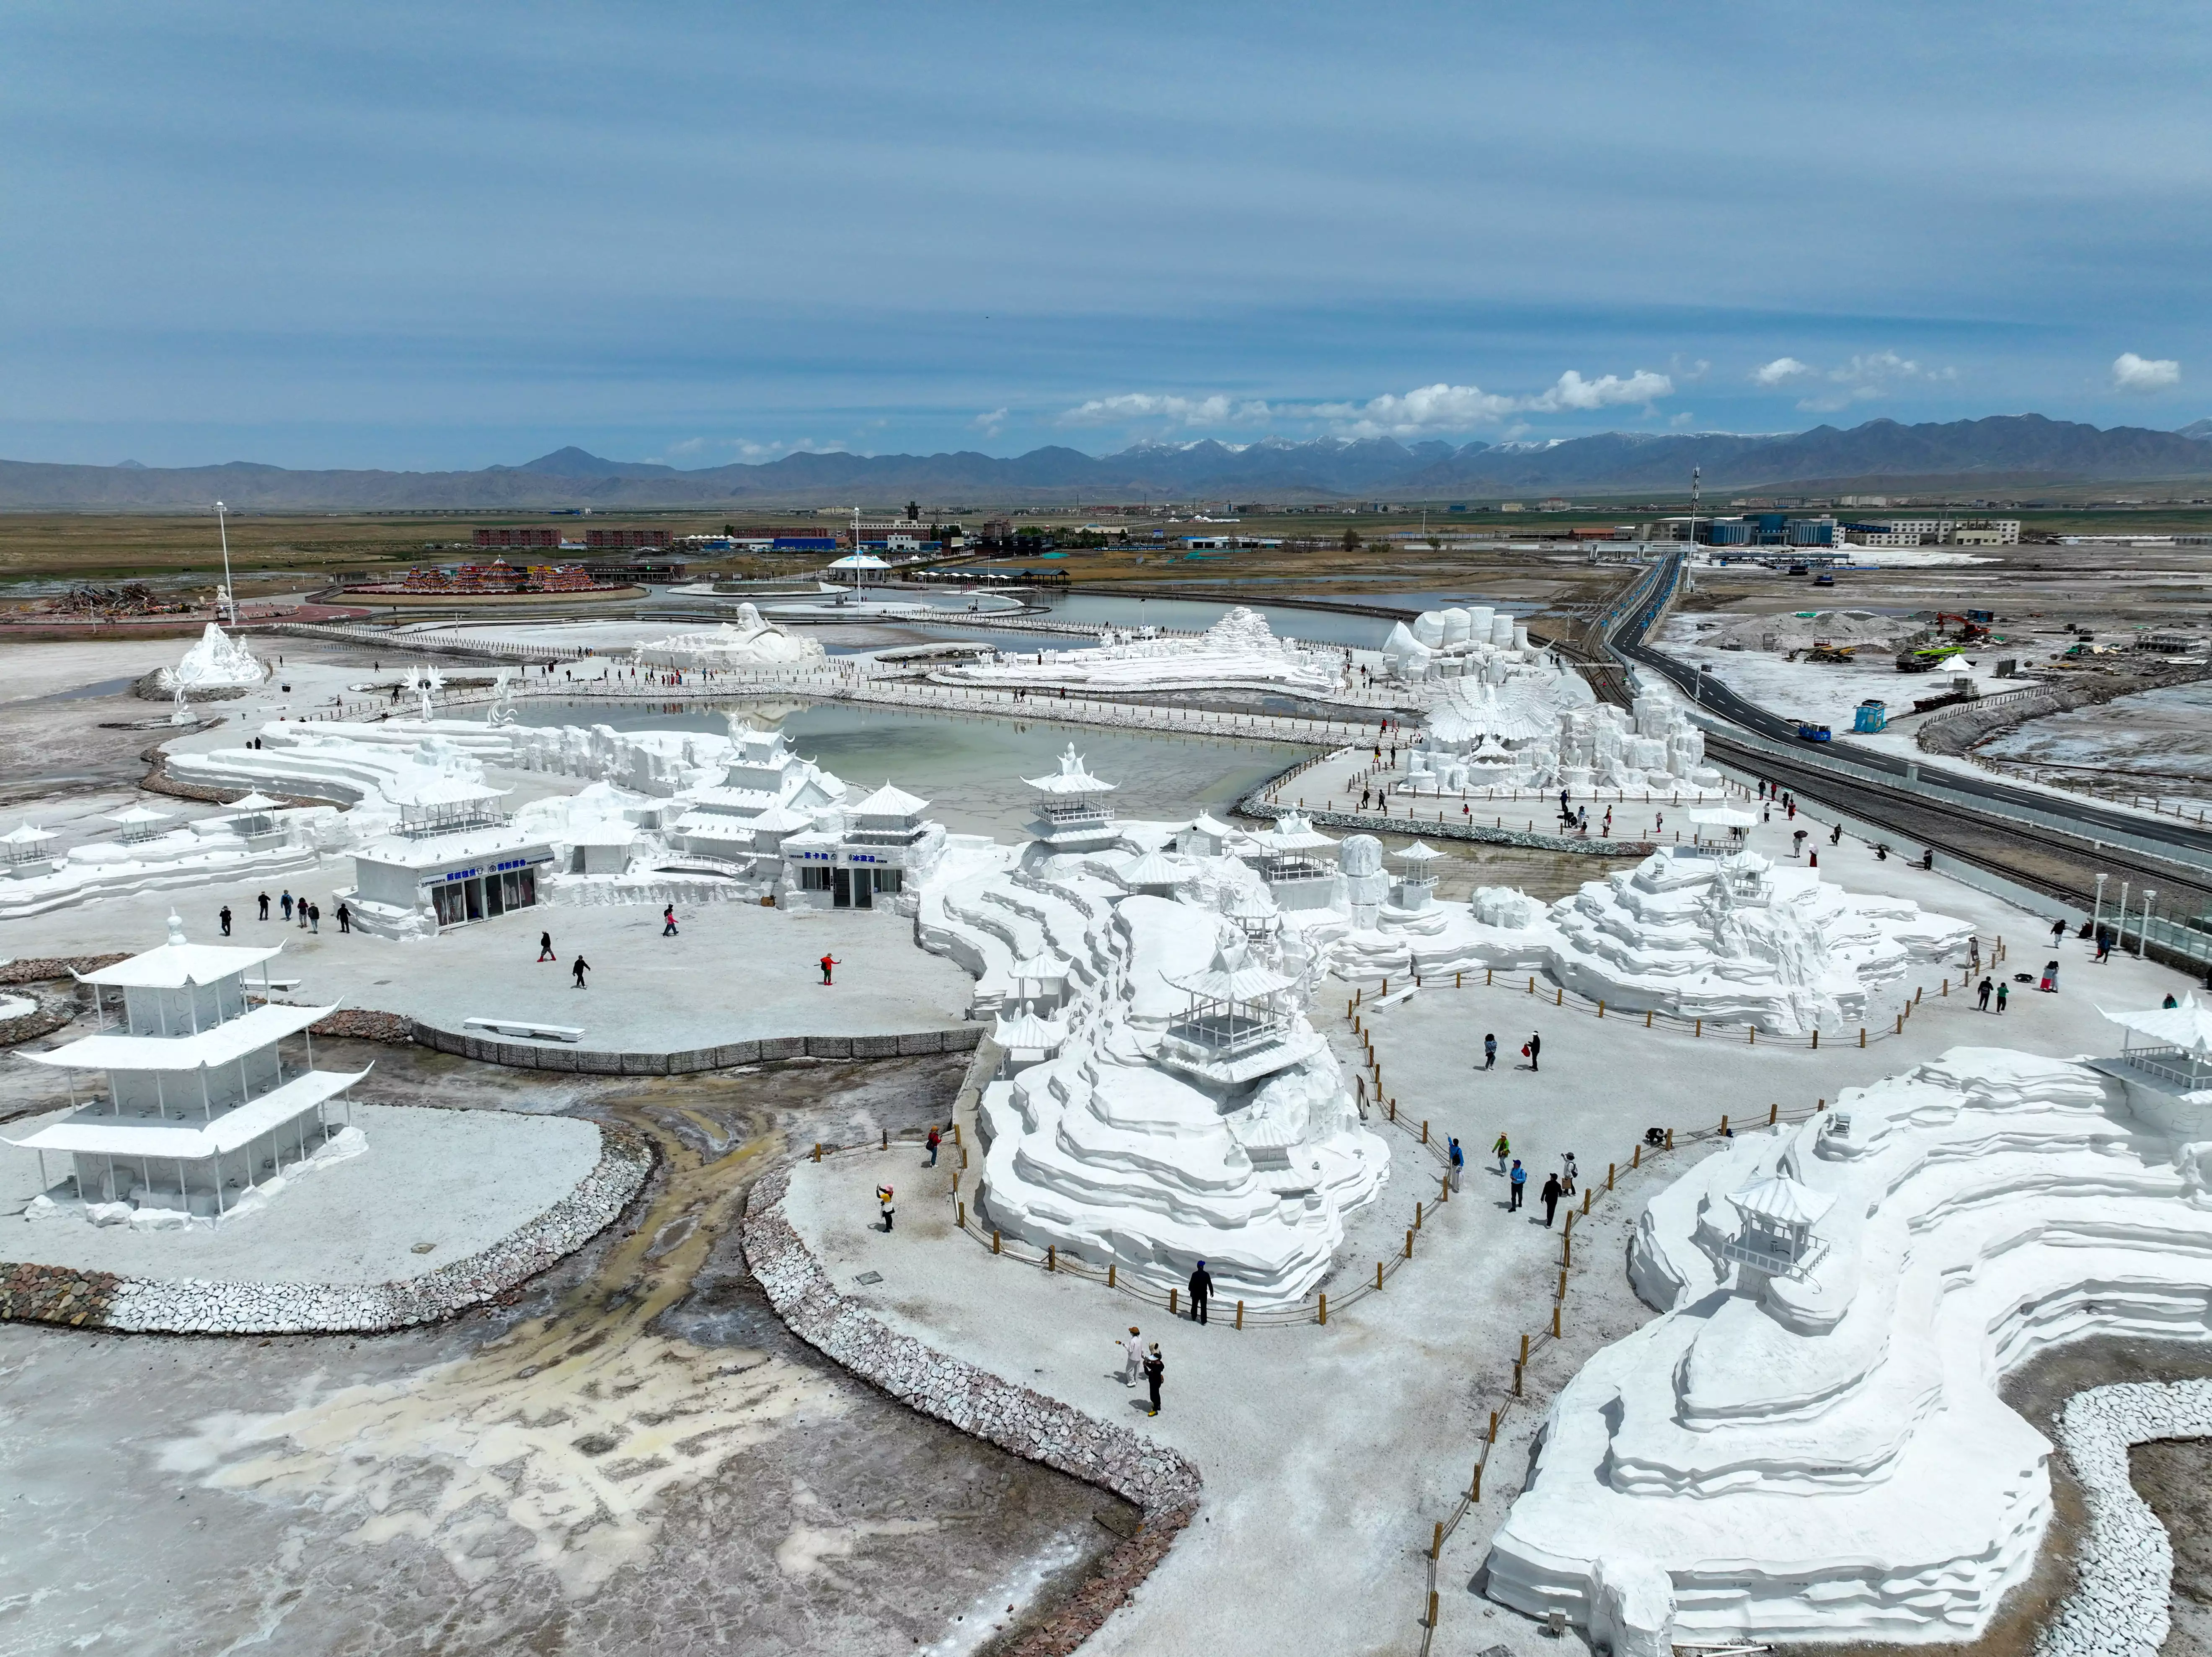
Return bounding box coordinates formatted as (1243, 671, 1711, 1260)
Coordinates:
(917, 758, 1388, 1307)
(933, 606, 1344, 696)
(1403, 672, 1721, 795)
(642, 605, 827, 666)
(1483, 1045, 2212, 1655)
(1306, 843, 1969, 1032)
(155, 622, 266, 692)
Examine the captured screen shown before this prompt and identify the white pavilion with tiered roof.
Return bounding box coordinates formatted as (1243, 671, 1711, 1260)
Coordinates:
(7, 914, 368, 1224)
(1025, 744, 1119, 850)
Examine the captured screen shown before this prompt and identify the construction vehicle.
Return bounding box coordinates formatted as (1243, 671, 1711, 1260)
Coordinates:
(1932, 612, 1990, 642)
(1896, 642, 1965, 672)
(1806, 642, 1858, 664)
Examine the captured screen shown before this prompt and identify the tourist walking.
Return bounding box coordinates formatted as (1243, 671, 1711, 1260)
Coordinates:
(1493, 1131, 1510, 1173)
(2040, 959, 2060, 993)
(219, 904, 232, 937)
(1143, 1343, 1165, 1417)
(662, 904, 679, 937)
(297, 900, 310, 929)
(308, 903, 319, 934)
(1968, 936, 1981, 974)
(256, 890, 270, 921)
(538, 930, 556, 962)
(280, 890, 293, 920)
(877, 1184, 896, 1232)
(572, 955, 590, 989)
(1560, 1151, 1577, 1195)
(925, 1127, 941, 1166)
(2096, 927, 2113, 963)
(1541, 1172, 1563, 1227)
(1483, 1032, 1497, 1070)
(820, 953, 840, 986)
(1509, 1159, 1527, 1210)
(336, 902, 351, 934)
(1188, 1260, 1212, 1325)
(1121, 1326, 1145, 1386)
(1995, 982, 2008, 1014)
(1449, 1137, 1465, 1192)
(1526, 1030, 1542, 1072)
(2051, 919, 2067, 949)
(1977, 976, 1994, 1012)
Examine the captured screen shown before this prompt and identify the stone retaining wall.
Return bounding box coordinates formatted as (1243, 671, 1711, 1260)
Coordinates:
(0, 1125, 653, 1336)
(412, 1018, 981, 1075)
(0, 955, 127, 985)
(743, 1165, 1201, 1653)
(2039, 1378, 2212, 1657)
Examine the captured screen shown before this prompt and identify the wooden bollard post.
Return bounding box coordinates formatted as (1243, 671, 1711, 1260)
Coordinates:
(1811, 1028, 1819, 1050)
(1318, 1292, 1327, 1326)
(1388, 1099, 1396, 1122)
(952, 1122, 962, 1144)
(1556, 985, 1563, 1006)
(1552, 1303, 1561, 1337)
(1405, 1228, 1414, 1258)
(1439, 1173, 1450, 1203)
(1665, 1127, 1674, 1149)
(1488, 1409, 1498, 1443)
(1558, 1268, 1569, 1301)
(1528, 976, 1535, 994)
(1170, 1287, 1178, 1316)
(1608, 1160, 1617, 1187)
(1487, 968, 1494, 986)
(1471, 1463, 1482, 1502)
(992, 1230, 1002, 1254)
(1896, 1013, 1904, 1035)
(1421, 1120, 1429, 1145)
(1646, 1009, 1653, 1028)
(1749, 1026, 1756, 1045)
(1235, 1299, 1244, 1329)
(1415, 1201, 1424, 1229)
(1107, 1263, 1116, 1288)
(812, 1143, 822, 1161)
(1695, 1018, 1702, 1038)
(1428, 1590, 1439, 1628)
(1513, 1360, 1523, 1396)
(1582, 1187, 1592, 1215)
(1456, 970, 1463, 988)
(1432, 1520, 1444, 1560)
(881, 1128, 888, 1149)
(1768, 1102, 1778, 1126)
(1047, 1244, 1056, 1272)
(957, 1201, 966, 1228)
(1598, 999, 1605, 1017)
(1719, 1114, 1729, 1135)
(1818, 1097, 1826, 1112)
(1377, 1261, 1385, 1290)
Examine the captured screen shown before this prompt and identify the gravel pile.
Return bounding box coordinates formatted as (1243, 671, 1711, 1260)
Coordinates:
(2039, 1378, 2212, 1657)
(0, 955, 126, 985)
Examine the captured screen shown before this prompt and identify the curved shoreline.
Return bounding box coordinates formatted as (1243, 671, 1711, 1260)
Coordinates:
(0, 1123, 653, 1336)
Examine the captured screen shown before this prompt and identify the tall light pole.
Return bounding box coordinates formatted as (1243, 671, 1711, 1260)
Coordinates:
(214, 500, 238, 626)
(2142, 889, 2158, 958)
(2092, 872, 2108, 936)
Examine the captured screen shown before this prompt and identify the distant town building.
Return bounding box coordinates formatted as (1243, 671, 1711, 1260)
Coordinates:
(396, 560, 599, 595)
(584, 527, 670, 551)
(473, 527, 561, 550)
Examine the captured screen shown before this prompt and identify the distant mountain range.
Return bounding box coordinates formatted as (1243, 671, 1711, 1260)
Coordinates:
(4, 414, 2209, 511)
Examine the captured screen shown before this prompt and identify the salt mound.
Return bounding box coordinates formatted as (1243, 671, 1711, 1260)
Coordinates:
(1685, 610, 1917, 654)
(643, 605, 826, 666)
(156, 623, 266, 690)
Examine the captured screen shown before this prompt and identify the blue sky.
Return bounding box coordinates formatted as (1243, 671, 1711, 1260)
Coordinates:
(3, 2, 2207, 469)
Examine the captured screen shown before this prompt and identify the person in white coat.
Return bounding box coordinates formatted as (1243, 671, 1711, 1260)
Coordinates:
(1119, 1325, 1145, 1386)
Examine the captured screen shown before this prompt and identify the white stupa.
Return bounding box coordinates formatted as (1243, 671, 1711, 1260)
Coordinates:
(643, 605, 827, 666)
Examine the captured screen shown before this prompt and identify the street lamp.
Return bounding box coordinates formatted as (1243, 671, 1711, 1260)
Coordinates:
(2091, 872, 2108, 934)
(2142, 890, 2158, 958)
(214, 500, 238, 627)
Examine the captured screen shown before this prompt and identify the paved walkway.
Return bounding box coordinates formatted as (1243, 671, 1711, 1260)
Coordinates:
(0, 862, 975, 1056)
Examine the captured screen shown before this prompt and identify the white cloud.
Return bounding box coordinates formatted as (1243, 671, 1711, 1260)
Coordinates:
(1056, 392, 1272, 427)
(1311, 382, 1521, 438)
(1668, 410, 1696, 429)
(972, 407, 1008, 436)
(1758, 349, 1956, 412)
(2113, 351, 2181, 392)
(1524, 368, 1673, 412)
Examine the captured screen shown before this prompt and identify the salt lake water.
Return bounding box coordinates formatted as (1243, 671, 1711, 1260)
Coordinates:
(509, 699, 1303, 839)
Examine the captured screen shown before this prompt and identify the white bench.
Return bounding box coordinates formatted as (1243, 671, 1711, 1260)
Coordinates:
(464, 1016, 586, 1043)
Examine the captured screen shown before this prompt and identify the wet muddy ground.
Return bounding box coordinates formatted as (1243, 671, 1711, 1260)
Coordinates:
(0, 1043, 1129, 1657)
